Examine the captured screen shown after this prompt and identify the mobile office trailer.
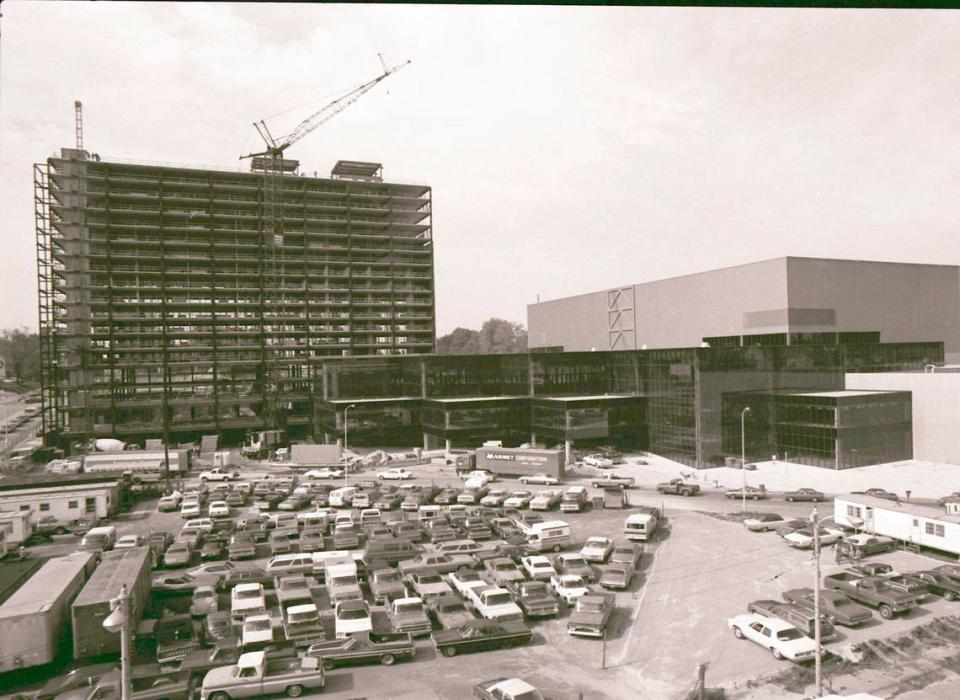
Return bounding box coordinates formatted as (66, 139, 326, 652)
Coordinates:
(72, 546, 151, 659)
(0, 552, 97, 672)
(834, 496, 960, 557)
(83, 449, 189, 482)
(290, 444, 342, 468)
(475, 446, 565, 479)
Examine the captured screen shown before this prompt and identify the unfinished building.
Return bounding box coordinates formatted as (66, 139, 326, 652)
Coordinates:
(35, 149, 434, 446)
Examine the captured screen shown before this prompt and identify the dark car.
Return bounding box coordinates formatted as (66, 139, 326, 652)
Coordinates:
(783, 488, 825, 502)
(903, 570, 960, 601)
(433, 619, 532, 657)
(376, 492, 404, 511)
(156, 614, 202, 664)
(851, 488, 899, 502)
(434, 488, 462, 506)
(782, 587, 872, 627)
(225, 491, 247, 508)
(205, 611, 236, 642)
(201, 540, 227, 561)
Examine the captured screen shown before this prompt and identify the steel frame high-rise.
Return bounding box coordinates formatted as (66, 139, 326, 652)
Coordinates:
(35, 148, 434, 446)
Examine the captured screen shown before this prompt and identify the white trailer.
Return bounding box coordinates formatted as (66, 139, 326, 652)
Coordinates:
(834, 495, 960, 557)
(0, 552, 97, 671)
(82, 449, 189, 482)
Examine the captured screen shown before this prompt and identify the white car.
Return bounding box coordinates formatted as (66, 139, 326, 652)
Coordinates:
(208, 501, 230, 518)
(180, 501, 201, 519)
(521, 555, 557, 581)
(231, 582, 267, 618)
(199, 468, 238, 482)
(448, 569, 487, 598)
(504, 491, 534, 508)
(550, 574, 590, 605)
(461, 470, 495, 482)
(304, 467, 345, 479)
(783, 527, 845, 549)
(474, 678, 544, 700)
(377, 468, 413, 481)
(583, 455, 614, 468)
(115, 534, 144, 549)
(335, 599, 372, 638)
(580, 537, 614, 563)
(519, 473, 559, 486)
(241, 613, 274, 647)
(184, 517, 215, 533)
(188, 561, 239, 578)
(728, 613, 820, 662)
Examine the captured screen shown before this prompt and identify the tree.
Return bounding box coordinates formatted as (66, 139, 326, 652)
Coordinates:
(0, 327, 40, 385)
(435, 319, 527, 355)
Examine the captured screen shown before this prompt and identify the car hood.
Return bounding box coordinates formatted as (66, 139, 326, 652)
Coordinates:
(201, 666, 237, 690)
(569, 609, 606, 625)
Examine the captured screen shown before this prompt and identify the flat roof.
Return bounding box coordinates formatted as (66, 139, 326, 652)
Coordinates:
(322, 397, 421, 406)
(798, 390, 900, 398)
(425, 396, 528, 404)
(0, 473, 121, 492)
(0, 553, 95, 618)
(74, 547, 150, 607)
(839, 495, 960, 524)
(534, 394, 640, 403)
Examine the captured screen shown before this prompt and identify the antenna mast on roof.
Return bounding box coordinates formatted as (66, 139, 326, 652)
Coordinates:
(74, 101, 83, 150)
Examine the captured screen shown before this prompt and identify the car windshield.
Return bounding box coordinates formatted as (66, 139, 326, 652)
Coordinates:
(562, 578, 584, 588)
(236, 589, 261, 600)
(331, 576, 358, 586)
(395, 602, 422, 614)
(486, 593, 512, 605)
(288, 611, 317, 624)
(579, 600, 603, 612)
(777, 628, 804, 641)
(440, 602, 465, 613)
(419, 575, 443, 584)
(566, 557, 587, 567)
(586, 538, 607, 547)
(376, 572, 400, 584)
(195, 590, 215, 599)
(494, 563, 514, 571)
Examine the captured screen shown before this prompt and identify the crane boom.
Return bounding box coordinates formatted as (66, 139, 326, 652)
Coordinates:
(243, 55, 410, 160)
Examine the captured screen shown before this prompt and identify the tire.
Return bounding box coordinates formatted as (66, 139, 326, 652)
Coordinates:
(322, 658, 335, 671)
(211, 693, 230, 700)
(752, 495, 759, 501)
(55, 527, 68, 535)
(786, 497, 794, 502)
(201, 477, 208, 482)
(681, 490, 691, 497)
(772, 648, 783, 660)
(733, 626, 744, 639)
(553, 544, 561, 553)
(380, 653, 396, 666)
(285, 686, 304, 698)
(379, 476, 384, 480)
(944, 590, 957, 602)
(441, 645, 458, 657)
(878, 604, 894, 620)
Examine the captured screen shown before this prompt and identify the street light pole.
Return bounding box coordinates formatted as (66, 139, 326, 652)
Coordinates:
(812, 507, 823, 696)
(343, 404, 356, 483)
(102, 584, 131, 700)
(741, 406, 751, 513)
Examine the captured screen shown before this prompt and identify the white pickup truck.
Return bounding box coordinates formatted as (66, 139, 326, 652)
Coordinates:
(200, 651, 324, 700)
(199, 467, 239, 482)
(465, 585, 524, 622)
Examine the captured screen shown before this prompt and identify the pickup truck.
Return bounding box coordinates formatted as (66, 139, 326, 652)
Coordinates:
(530, 490, 563, 511)
(156, 614, 202, 663)
(405, 571, 454, 603)
(746, 599, 836, 641)
(466, 585, 524, 622)
(847, 563, 928, 598)
(398, 552, 476, 577)
(305, 631, 415, 670)
(433, 619, 532, 658)
(370, 568, 408, 606)
(199, 468, 239, 482)
(567, 592, 615, 638)
(823, 573, 921, 619)
(59, 672, 195, 700)
(387, 596, 432, 637)
(782, 587, 873, 627)
(656, 479, 700, 496)
(504, 580, 560, 617)
(449, 569, 488, 599)
(281, 604, 325, 647)
(590, 474, 635, 490)
(276, 575, 314, 612)
(482, 557, 526, 586)
(428, 594, 476, 628)
(200, 651, 324, 700)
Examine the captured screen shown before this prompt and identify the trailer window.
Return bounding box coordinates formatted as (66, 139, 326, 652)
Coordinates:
(925, 522, 945, 537)
(846, 505, 862, 518)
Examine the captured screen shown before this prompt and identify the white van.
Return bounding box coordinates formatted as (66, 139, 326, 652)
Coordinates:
(80, 525, 117, 551)
(624, 511, 659, 542)
(297, 511, 329, 530)
(522, 520, 571, 553)
(329, 486, 358, 508)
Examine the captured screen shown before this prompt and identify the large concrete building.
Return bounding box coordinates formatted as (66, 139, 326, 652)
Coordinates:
(527, 257, 960, 362)
(35, 149, 434, 446)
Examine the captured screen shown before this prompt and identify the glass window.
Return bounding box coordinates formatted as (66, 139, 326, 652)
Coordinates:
(39, 503, 50, 512)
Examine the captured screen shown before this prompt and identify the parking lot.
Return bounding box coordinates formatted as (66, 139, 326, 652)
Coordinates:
(10, 453, 960, 700)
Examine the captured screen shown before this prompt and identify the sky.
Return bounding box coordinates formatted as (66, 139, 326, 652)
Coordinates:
(1, 4, 958, 336)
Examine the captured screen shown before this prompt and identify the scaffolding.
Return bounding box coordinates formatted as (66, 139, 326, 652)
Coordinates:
(34, 163, 62, 439)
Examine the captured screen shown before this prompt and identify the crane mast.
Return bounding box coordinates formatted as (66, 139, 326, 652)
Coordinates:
(241, 56, 410, 432)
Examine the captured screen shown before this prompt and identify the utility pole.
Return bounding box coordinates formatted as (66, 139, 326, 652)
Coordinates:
(812, 506, 823, 695)
(741, 406, 751, 513)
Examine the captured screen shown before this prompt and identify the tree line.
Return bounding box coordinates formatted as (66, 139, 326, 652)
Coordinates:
(435, 318, 528, 355)
(0, 327, 40, 386)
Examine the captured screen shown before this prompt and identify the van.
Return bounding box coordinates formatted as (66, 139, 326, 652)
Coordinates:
(560, 486, 589, 513)
(311, 550, 356, 581)
(329, 486, 358, 508)
(522, 520, 571, 553)
(417, 505, 442, 522)
(264, 553, 314, 578)
(269, 528, 301, 555)
(184, 518, 215, 533)
(80, 525, 117, 551)
(268, 512, 298, 530)
(624, 511, 658, 542)
(297, 511, 329, 531)
(363, 537, 420, 566)
(359, 508, 382, 526)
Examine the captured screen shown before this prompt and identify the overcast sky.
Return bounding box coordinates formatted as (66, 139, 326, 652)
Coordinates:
(2, 4, 958, 335)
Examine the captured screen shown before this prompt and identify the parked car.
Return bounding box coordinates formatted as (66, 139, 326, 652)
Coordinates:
(567, 592, 615, 638)
(433, 619, 532, 657)
(428, 594, 476, 629)
(549, 574, 590, 605)
(304, 631, 415, 670)
(164, 543, 194, 568)
(304, 468, 344, 479)
(590, 474, 635, 489)
(199, 468, 239, 482)
(205, 611, 236, 642)
(520, 555, 557, 581)
(116, 534, 145, 549)
(783, 488, 825, 502)
(208, 501, 230, 518)
(473, 678, 545, 700)
(782, 587, 872, 627)
(609, 543, 642, 570)
(599, 564, 634, 590)
(839, 534, 897, 558)
(655, 479, 700, 496)
(191, 585, 220, 617)
(153, 573, 204, 596)
(555, 553, 597, 582)
(784, 527, 844, 549)
(903, 570, 960, 601)
(378, 468, 414, 481)
(850, 488, 899, 502)
(519, 473, 559, 486)
(504, 491, 535, 509)
(728, 613, 820, 663)
(580, 537, 614, 563)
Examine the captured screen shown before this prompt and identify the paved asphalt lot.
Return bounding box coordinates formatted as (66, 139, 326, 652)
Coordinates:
(14, 455, 960, 699)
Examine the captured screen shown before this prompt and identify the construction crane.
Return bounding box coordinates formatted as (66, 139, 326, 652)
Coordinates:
(241, 54, 410, 167)
(239, 55, 410, 433)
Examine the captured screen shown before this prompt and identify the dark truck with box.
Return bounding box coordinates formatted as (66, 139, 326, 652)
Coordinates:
(304, 631, 415, 670)
(823, 573, 921, 619)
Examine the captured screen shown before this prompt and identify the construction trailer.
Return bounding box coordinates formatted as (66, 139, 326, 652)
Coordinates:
(82, 449, 190, 481)
(834, 495, 960, 557)
(0, 552, 98, 672)
(71, 546, 151, 659)
(475, 446, 565, 479)
(290, 443, 342, 468)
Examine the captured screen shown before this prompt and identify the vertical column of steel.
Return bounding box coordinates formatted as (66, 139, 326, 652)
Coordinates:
(104, 164, 118, 436)
(345, 182, 354, 357)
(301, 179, 313, 438)
(207, 178, 221, 435)
(158, 170, 172, 490)
(34, 163, 58, 440)
(426, 186, 436, 353)
(257, 165, 270, 430)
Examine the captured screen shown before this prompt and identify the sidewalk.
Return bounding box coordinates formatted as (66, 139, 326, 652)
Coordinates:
(615, 453, 959, 501)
